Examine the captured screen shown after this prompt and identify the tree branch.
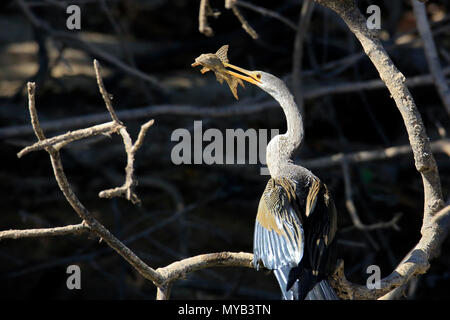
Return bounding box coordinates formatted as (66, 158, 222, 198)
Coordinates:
(301, 138, 450, 169)
(20, 80, 164, 286)
(10, 63, 257, 300)
(292, 0, 314, 116)
(0, 223, 90, 240)
(15, 0, 164, 91)
(17, 121, 120, 158)
(2, 67, 448, 139)
(315, 0, 447, 299)
(156, 252, 254, 282)
(412, 0, 450, 116)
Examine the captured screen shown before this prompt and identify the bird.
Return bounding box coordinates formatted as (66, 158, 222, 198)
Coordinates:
(192, 46, 339, 300)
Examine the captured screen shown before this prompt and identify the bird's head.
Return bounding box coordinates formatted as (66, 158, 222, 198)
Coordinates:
(224, 63, 289, 101)
(191, 45, 289, 100)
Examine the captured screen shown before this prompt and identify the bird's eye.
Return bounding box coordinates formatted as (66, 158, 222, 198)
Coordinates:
(256, 73, 261, 79)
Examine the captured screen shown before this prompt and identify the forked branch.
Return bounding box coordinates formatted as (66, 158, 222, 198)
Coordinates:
(6, 61, 255, 300)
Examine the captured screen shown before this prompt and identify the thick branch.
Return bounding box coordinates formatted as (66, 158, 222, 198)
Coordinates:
(316, 0, 444, 219)
(315, 0, 447, 299)
(156, 252, 254, 282)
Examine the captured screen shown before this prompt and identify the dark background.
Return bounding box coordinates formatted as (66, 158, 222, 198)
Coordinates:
(0, 0, 449, 299)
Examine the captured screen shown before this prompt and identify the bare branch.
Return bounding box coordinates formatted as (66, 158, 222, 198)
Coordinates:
(16, 0, 164, 91)
(93, 59, 121, 124)
(413, 0, 450, 115)
(27, 83, 46, 141)
(156, 252, 254, 282)
(224, 0, 237, 9)
(235, 1, 297, 31)
(19, 80, 164, 286)
(132, 119, 155, 153)
(229, 5, 258, 39)
(317, 0, 444, 216)
(156, 283, 173, 300)
(0, 223, 89, 240)
(292, 0, 315, 116)
(341, 160, 402, 231)
(315, 0, 447, 299)
(11, 67, 259, 301)
(301, 138, 450, 169)
(93, 61, 155, 204)
(98, 125, 145, 204)
(17, 121, 119, 158)
(198, 0, 215, 36)
(3, 66, 447, 140)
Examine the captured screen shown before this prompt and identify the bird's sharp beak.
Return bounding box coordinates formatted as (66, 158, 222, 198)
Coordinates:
(223, 63, 261, 85)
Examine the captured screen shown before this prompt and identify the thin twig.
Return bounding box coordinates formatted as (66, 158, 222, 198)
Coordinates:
(301, 138, 450, 169)
(292, 0, 315, 116)
(132, 119, 155, 153)
(412, 0, 450, 116)
(27, 83, 45, 141)
(235, 0, 297, 30)
(17, 121, 119, 158)
(341, 160, 402, 231)
(16, 0, 164, 91)
(229, 5, 258, 39)
(93, 61, 155, 204)
(94, 59, 121, 124)
(198, 0, 215, 36)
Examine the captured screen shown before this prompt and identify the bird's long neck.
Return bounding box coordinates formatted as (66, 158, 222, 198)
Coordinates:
(283, 93, 304, 150)
(266, 87, 305, 179)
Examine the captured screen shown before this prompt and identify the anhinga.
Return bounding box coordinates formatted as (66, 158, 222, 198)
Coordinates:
(192, 46, 338, 300)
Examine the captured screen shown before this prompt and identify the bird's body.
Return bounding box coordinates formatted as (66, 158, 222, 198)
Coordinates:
(249, 71, 339, 300)
(254, 175, 338, 300)
(192, 48, 338, 300)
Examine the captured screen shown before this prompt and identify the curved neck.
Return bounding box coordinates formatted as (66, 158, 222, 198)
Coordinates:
(282, 93, 304, 151)
(266, 88, 304, 178)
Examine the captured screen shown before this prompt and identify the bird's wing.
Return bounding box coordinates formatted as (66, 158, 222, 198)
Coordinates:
(253, 178, 304, 271)
(304, 179, 338, 277)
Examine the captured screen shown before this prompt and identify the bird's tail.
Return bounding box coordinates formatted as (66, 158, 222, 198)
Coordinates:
(305, 279, 339, 300)
(273, 267, 297, 300)
(274, 266, 338, 300)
